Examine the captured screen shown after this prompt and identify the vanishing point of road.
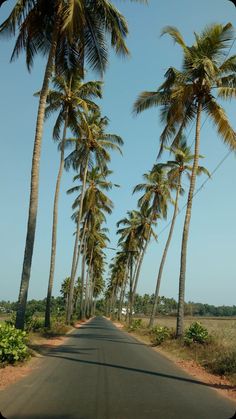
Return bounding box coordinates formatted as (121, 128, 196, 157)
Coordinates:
(0, 317, 235, 419)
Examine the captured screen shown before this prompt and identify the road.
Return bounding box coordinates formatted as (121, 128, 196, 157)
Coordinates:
(0, 316, 235, 419)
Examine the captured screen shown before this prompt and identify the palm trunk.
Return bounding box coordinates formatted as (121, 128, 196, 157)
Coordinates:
(45, 115, 68, 329)
(80, 239, 88, 320)
(128, 254, 134, 326)
(118, 277, 126, 321)
(92, 298, 97, 316)
(84, 249, 93, 317)
(74, 219, 87, 284)
(110, 286, 116, 319)
(88, 271, 95, 317)
(132, 225, 152, 299)
(15, 30, 58, 330)
(66, 155, 89, 324)
(74, 219, 87, 314)
(149, 177, 181, 328)
(176, 101, 202, 338)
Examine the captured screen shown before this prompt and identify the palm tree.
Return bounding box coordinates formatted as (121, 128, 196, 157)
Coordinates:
(67, 167, 115, 320)
(134, 165, 172, 223)
(130, 207, 157, 301)
(43, 71, 102, 328)
(134, 23, 236, 336)
(148, 139, 210, 328)
(117, 211, 145, 325)
(1, 0, 145, 330)
(65, 114, 123, 323)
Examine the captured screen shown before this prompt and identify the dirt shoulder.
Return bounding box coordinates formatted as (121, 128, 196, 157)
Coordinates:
(112, 320, 236, 403)
(0, 320, 88, 391)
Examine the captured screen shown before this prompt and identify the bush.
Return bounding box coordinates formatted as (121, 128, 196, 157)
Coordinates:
(184, 322, 208, 345)
(5, 313, 44, 333)
(128, 319, 143, 331)
(149, 325, 171, 346)
(205, 349, 236, 376)
(0, 324, 29, 364)
(42, 320, 71, 337)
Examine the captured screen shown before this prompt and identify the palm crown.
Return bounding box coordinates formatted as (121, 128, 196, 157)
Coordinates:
(134, 23, 236, 154)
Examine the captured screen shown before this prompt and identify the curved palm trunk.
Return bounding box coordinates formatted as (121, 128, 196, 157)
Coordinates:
(149, 178, 181, 328)
(176, 102, 202, 338)
(15, 31, 58, 330)
(45, 115, 68, 328)
(66, 155, 89, 324)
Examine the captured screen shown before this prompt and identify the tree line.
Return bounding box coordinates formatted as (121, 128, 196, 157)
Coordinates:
(1, 294, 236, 318)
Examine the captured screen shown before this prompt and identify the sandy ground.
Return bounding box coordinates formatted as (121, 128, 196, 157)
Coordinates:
(112, 320, 236, 403)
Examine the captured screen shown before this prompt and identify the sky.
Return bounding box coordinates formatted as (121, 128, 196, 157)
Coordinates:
(0, 0, 236, 306)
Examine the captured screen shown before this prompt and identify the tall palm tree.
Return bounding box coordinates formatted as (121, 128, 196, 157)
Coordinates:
(148, 140, 210, 328)
(1, 0, 145, 329)
(65, 114, 123, 323)
(130, 207, 157, 301)
(134, 23, 236, 336)
(117, 211, 144, 325)
(67, 167, 115, 320)
(43, 71, 102, 328)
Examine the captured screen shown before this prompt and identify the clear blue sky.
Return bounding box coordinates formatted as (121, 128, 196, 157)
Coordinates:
(1, 0, 236, 305)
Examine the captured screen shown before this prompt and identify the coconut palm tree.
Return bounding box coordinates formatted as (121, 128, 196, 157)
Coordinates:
(43, 72, 102, 328)
(1, 0, 145, 329)
(134, 165, 172, 223)
(65, 113, 123, 323)
(117, 211, 146, 325)
(130, 207, 157, 303)
(67, 167, 115, 320)
(134, 23, 236, 336)
(148, 139, 210, 328)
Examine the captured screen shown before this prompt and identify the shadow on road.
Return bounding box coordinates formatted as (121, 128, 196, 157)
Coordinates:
(46, 348, 235, 392)
(71, 332, 147, 346)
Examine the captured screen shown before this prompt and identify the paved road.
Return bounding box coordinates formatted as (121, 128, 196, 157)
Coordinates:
(0, 317, 235, 419)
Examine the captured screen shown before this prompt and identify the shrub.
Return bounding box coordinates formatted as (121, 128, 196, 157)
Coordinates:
(42, 320, 71, 337)
(0, 324, 29, 364)
(205, 349, 236, 376)
(149, 325, 171, 346)
(5, 313, 44, 333)
(128, 319, 143, 331)
(184, 322, 208, 345)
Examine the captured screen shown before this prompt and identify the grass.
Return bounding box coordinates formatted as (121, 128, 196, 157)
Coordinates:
(138, 316, 236, 349)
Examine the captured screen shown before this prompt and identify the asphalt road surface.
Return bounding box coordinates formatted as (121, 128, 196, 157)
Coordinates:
(0, 316, 235, 419)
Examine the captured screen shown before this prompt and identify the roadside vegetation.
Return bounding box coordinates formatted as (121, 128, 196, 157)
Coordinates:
(123, 316, 236, 386)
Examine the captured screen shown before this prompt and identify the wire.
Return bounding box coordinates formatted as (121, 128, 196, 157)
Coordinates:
(157, 35, 236, 238)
